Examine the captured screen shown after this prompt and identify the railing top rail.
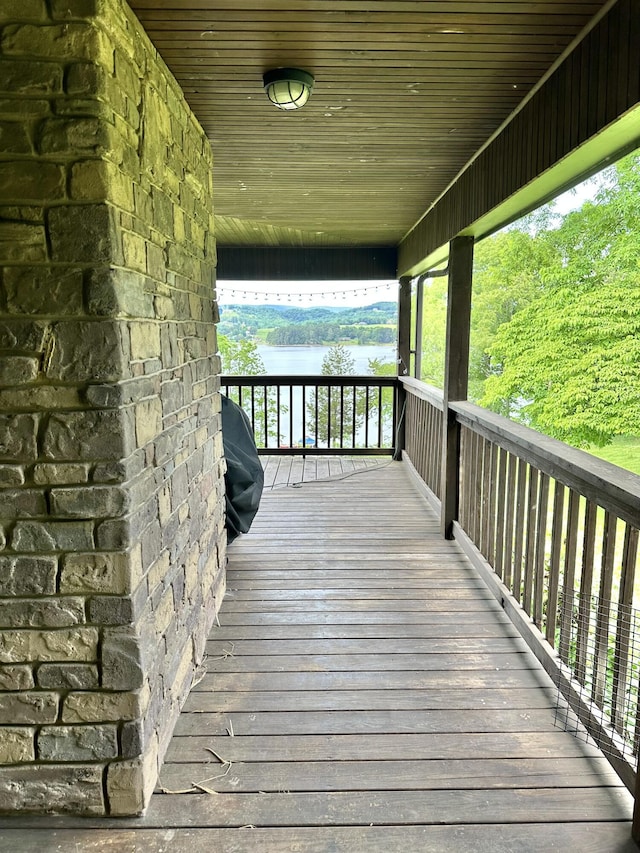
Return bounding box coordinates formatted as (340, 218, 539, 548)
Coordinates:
(221, 374, 398, 388)
(400, 376, 445, 410)
(452, 400, 640, 527)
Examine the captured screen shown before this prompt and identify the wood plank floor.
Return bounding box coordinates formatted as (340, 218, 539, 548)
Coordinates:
(0, 461, 634, 852)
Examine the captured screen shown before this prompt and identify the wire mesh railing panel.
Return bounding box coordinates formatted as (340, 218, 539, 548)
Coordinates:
(554, 592, 640, 766)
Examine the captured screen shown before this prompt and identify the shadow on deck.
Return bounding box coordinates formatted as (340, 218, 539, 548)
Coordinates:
(0, 461, 634, 852)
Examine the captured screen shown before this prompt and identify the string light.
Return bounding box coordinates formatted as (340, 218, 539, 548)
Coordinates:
(217, 281, 396, 304)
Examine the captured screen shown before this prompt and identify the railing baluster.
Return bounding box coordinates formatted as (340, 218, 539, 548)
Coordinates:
(576, 500, 597, 684)
(592, 512, 617, 705)
(276, 385, 281, 447)
(545, 481, 565, 645)
(512, 457, 527, 603)
(533, 472, 550, 628)
(302, 385, 306, 450)
(289, 385, 293, 447)
(494, 447, 508, 581)
(612, 526, 639, 736)
(523, 465, 539, 614)
(351, 385, 357, 449)
(559, 488, 580, 664)
(503, 452, 517, 590)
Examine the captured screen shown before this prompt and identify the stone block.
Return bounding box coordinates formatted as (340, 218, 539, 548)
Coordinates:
(62, 686, 147, 723)
(0, 222, 46, 262)
(135, 398, 162, 448)
(0, 665, 34, 691)
(92, 459, 128, 483)
(71, 160, 134, 212)
(46, 320, 124, 383)
(106, 734, 158, 816)
(0, 764, 104, 813)
(1, 24, 112, 66)
(36, 663, 98, 690)
(33, 463, 90, 485)
(0, 59, 63, 95)
(0, 355, 38, 385)
(0, 627, 98, 664)
(50, 485, 129, 519)
(0, 414, 38, 462)
(3, 266, 84, 316)
(122, 231, 147, 273)
(120, 719, 144, 758)
(37, 724, 118, 761)
(0, 385, 83, 412)
(87, 594, 134, 625)
(60, 552, 130, 594)
(11, 520, 94, 551)
(0, 556, 57, 596)
(38, 116, 110, 156)
(0, 120, 31, 154)
(0, 318, 46, 351)
(0, 161, 64, 203)
(94, 518, 131, 550)
(0, 597, 85, 629)
(84, 266, 119, 316)
(0, 692, 58, 724)
(0, 728, 35, 764)
(47, 204, 115, 264)
(129, 321, 161, 362)
(102, 628, 143, 690)
(0, 488, 46, 519)
(0, 465, 24, 487)
(84, 384, 123, 408)
(42, 410, 126, 461)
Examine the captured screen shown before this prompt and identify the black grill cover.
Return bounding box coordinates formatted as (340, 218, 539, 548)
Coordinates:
(221, 394, 264, 542)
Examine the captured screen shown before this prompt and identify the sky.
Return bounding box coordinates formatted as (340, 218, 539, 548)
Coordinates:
(217, 177, 600, 309)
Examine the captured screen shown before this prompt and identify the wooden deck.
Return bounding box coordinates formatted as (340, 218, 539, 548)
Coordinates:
(0, 461, 634, 852)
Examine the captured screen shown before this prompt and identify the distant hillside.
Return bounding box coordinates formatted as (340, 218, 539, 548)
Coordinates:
(218, 302, 397, 342)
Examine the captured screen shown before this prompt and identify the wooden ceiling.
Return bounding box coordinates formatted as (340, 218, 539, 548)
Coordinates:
(130, 1, 608, 250)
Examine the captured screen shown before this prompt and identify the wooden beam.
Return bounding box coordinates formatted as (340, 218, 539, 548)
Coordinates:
(398, 0, 640, 276)
(441, 236, 474, 539)
(216, 247, 398, 280)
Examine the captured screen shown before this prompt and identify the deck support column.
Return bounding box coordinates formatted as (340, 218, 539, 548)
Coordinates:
(441, 236, 474, 538)
(394, 275, 412, 460)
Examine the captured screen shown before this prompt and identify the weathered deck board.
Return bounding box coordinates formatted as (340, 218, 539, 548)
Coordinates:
(0, 460, 632, 851)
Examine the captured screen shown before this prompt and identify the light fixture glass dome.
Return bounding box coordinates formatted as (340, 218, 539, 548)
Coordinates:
(263, 68, 314, 111)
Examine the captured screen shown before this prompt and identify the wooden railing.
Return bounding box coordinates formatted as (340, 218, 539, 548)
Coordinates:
(221, 371, 640, 794)
(400, 378, 640, 794)
(221, 375, 397, 456)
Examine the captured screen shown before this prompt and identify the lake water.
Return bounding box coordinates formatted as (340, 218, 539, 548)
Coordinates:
(256, 344, 396, 375)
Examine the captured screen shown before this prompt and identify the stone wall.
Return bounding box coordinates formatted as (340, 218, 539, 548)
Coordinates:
(0, 0, 226, 814)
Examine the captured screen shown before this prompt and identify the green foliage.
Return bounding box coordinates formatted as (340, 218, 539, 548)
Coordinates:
(218, 334, 266, 375)
(417, 276, 448, 388)
(218, 302, 396, 341)
(480, 151, 640, 447)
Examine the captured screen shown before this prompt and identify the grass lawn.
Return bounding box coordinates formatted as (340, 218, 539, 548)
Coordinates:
(587, 436, 640, 476)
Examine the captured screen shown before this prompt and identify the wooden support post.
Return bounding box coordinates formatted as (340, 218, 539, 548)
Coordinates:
(441, 236, 474, 539)
(394, 276, 412, 460)
(414, 275, 424, 380)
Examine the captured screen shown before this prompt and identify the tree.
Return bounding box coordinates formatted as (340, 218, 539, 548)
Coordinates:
(469, 228, 560, 401)
(217, 334, 283, 445)
(218, 334, 267, 375)
(308, 344, 363, 447)
(481, 151, 640, 447)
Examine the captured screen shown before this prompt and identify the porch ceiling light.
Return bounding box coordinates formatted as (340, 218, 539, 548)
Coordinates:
(263, 68, 314, 111)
